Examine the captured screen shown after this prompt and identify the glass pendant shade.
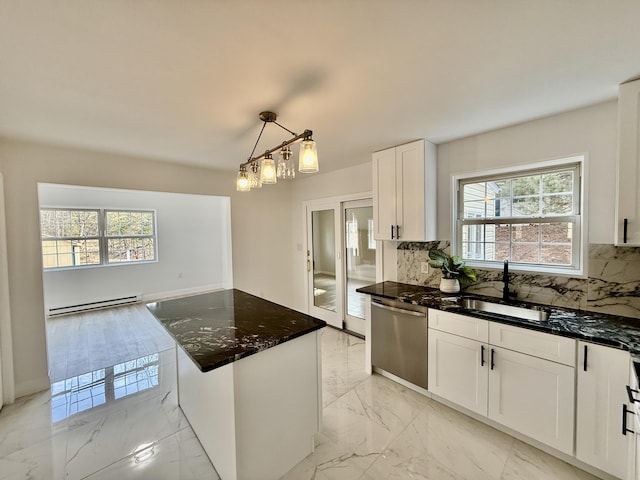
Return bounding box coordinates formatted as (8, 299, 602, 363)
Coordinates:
(277, 147, 296, 180)
(260, 154, 277, 184)
(236, 168, 250, 192)
(249, 162, 262, 189)
(298, 139, 319, 173)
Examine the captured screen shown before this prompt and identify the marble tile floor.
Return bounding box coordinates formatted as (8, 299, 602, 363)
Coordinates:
(1, 305, 600, 479)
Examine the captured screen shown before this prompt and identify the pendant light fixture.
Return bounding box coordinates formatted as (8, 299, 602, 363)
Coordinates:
(299, 136, 319, 173)
(260, 153, 277, 184)
(236, 166, 250, 192)
(248, 162, 262, 189)
(235, 111, 318, 191)
(277, 146, 296, 179)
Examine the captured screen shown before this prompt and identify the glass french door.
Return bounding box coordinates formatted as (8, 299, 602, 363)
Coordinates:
(305, 198, 375, 334)
(343, 200, 375, 335)
(306, 201, 343, 328)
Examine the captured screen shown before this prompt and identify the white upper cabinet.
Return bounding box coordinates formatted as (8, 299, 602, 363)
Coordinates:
(616, 78, 640, 246)
(372, 139, 437, 241)
(576, 341, 629, 479)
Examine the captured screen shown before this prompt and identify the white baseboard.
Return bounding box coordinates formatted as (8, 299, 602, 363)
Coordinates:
(14, 375, 51, 400)
(143, 283, 227, 303)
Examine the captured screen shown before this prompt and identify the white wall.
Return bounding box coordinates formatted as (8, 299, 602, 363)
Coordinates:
(39, 184, 232, 311)
(437, 100, 618, 244)
(228, 180, 294, 307)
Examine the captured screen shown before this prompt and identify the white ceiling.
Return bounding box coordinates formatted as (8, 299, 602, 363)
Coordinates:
(1, 1, 640, 174)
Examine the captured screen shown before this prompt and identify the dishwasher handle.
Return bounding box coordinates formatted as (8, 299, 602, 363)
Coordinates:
(371, 300, 426, 317)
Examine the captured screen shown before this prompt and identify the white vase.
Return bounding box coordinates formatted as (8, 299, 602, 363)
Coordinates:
(439, 278, 460, 293)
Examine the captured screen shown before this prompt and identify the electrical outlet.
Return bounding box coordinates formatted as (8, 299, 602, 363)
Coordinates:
(421, 262, 429, 274)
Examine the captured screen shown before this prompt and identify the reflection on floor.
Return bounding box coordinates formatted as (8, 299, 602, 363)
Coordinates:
(0, 305, 598, 479)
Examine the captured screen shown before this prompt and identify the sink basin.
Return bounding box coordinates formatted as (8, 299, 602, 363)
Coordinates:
(459, 298, 551, 322)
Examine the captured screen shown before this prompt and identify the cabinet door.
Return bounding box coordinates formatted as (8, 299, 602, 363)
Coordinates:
(576, 342, 629, 478)
(488, 346, 575, 455)
(428, 329, 488, 416)
(395, 140, 425, 241)
(372, 147, 397, 240)
(616, 78, 640, 246)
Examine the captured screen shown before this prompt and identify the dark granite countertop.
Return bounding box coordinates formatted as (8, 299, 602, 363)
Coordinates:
(357, 281, 640, 357)
(147, 289, 326, 372)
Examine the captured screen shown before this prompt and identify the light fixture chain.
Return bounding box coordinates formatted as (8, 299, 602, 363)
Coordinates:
(247, 121, 268, 161)
(272, 120, 297, 137)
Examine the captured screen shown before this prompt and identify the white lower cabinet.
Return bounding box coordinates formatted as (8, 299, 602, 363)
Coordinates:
(628, 359, 640, 480)
(428, 329, 488, 416)
(575, 341, 630, 478)
(487, 345, 575, 455)
(428, 309, 575, 456)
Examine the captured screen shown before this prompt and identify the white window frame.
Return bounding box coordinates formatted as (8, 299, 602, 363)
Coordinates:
(104, 209, 158, 265)
(452, 155, 587, 276)
(40, 208, 158, 270)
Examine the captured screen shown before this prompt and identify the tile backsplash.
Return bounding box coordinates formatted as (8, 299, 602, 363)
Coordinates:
(396, 241, 640, 319)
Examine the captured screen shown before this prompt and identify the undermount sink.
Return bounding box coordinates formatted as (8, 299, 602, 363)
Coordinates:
(459, 298, 551, 322)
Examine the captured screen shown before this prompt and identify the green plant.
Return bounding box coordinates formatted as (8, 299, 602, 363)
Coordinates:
(428, 248, 477, 288)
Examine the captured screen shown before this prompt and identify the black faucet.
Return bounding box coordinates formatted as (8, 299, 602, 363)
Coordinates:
(503, 260, 516, 302)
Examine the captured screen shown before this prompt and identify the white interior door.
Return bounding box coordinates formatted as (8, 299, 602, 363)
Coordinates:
(343, 200, 375, 335)
(306, 201, 344, 328)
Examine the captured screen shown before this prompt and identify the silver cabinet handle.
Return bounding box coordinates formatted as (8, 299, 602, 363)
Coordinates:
(371, 301, 426, 317)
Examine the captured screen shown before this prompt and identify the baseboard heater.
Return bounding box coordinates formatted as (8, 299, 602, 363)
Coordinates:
(47, 294, 142, 317)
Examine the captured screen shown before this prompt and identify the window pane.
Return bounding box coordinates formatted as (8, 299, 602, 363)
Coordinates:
(488, 242, 510, 261)
(512, 224, 539, 243)
(107, 211, 154, 237)
(463, 183, 487, 219)
(540, 222, 572, 244)
(512, 243, 539, 263)
(541, 244, 572, 265)
(512, 197, 539, 216)
(463, 183, 486, 202)
(493, 179, 511, 198)
(42, 239, 100, 268)
(542, 194, 573, 215)
(493, 224, 510, 243)
(463, 201, 486, 219)
(40, 209, 98, 238)
(108, 238, 155, 263)
(512, 175, 540, 196)
(462, 242, 484, 260)
(542, 171, 573, 194)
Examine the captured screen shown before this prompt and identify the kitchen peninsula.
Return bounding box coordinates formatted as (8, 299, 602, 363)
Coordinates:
(147, 289, 326, 480)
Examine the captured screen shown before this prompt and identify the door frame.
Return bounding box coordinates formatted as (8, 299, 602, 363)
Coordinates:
(302, 191, 374, 330)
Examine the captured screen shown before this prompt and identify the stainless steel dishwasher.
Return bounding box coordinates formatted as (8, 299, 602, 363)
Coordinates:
(371, 297, 428, 389)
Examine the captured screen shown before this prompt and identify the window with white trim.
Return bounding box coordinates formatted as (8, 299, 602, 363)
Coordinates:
(40, 208, 157, 269)
(456, 159, 582, 273)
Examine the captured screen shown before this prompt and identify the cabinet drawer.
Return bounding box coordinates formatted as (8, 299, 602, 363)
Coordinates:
(428, 308, 489, 343)
(489, 322, 575, 366)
